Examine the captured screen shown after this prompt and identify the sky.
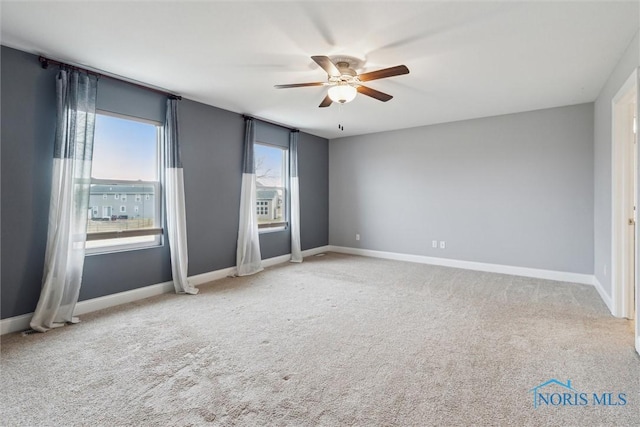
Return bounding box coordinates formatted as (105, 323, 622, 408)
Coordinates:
(92, 114, 158, 181)
(255, 143, 284, 187)
(92, 114, 286, 186)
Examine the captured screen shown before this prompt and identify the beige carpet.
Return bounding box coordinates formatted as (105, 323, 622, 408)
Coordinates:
(1, 252, 638, 426)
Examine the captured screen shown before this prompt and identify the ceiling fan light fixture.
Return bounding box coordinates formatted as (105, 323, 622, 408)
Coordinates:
(328, 84, 357, 104)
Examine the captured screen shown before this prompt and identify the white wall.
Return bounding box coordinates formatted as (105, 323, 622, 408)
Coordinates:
(594, 33, 640, 297)
(594, 30, 640, 297)
(330, 103, 594, 274)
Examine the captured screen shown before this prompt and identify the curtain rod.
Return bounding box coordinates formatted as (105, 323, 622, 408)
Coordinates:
(39, 56, 182, 100)
(243, 115, 299, 132)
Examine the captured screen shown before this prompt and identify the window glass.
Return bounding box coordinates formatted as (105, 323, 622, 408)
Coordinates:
(86, 113, 162, 253)
(255, 143, 287, 230)
(91, 114, 158, 181)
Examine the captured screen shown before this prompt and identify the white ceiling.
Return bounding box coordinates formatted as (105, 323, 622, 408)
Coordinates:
(1, 1, 638, 139)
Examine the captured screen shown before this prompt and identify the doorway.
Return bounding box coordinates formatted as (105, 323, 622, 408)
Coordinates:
(611, 68, 638, 355)
(102, 206, 113, 219)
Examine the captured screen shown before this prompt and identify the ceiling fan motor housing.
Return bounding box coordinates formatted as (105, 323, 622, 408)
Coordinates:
(337, 62, 357, 76)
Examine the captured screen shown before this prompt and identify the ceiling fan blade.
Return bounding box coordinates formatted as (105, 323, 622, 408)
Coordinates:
(274, 82, 326, 89)
(319, 94, 333, 108)
(311, 55, 341, 77)
(357, 85, 393, 102)
(357, 65, 409, 82)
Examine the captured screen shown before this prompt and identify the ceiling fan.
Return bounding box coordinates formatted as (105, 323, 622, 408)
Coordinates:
(274, 55, 409, 108)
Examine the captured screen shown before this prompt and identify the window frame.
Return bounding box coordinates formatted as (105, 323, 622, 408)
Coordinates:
(254, 141, 289, 233)
(85, 110, 164, 255)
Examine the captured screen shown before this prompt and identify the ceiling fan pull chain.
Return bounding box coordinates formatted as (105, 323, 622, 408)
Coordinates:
(337, 103, 345, 131)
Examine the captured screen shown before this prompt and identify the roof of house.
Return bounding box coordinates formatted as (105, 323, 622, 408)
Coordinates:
(91, 185, 155, 194)
(257, 189, 278, 200)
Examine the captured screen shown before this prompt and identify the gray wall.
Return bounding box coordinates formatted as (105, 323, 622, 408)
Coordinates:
(329, 103, 594, 274)
(1, 47, 59, 320)
(593, 31, 640, 297)
(1, 46, 329, 319)
(298, 132, 329, 250)
(178, 100, 243, 274)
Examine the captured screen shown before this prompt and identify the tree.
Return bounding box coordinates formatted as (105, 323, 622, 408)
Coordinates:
(255, 155, 275, 180)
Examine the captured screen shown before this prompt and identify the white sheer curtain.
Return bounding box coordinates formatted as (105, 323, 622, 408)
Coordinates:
(290, 130, 302, 262)
(165, 98, 198, 294)
(31, 69, 98, 332)
(236, 118, 263, 276)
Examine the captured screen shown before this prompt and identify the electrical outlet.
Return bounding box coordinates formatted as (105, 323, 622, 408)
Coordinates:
(432, 240, 438, 248)
(440, 241, 446, 249)
(355, 233, 360, 241)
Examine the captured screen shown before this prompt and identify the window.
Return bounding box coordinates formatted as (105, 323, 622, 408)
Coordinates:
(256, 202, 269, 216)
(254, 142, 287, 230)
(86, 112, 162, 253)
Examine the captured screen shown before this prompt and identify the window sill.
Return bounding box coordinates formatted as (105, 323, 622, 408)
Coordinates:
(84, 239, 163, 256)
(258, 222, 288, 234)
(86, 228, 163, 241)
(85, 230, 163, 255)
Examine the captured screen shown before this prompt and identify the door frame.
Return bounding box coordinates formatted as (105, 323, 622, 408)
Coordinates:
(611, 68, 638, 353)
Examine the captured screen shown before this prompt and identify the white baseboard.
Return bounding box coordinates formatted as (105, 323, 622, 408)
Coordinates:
(592, 276, 614, 314)
(74, 280, 176, 316)
(0, 313, 33, 336)
(302, 245, 331, 257)
(1, 280, 177, 336)
(1, 246, 328, 336)
(328, 245, 595, 286)
(189, 267, 237, 287)
(262, 254, 292, 268)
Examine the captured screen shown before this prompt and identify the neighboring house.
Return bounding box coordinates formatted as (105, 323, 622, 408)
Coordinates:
(256, 188, 281, 221)
(88, 184, 156, 220)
